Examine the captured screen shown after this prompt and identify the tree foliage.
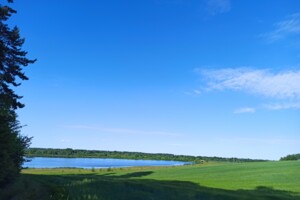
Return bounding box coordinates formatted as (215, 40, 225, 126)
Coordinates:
(280, 154, 300, 161)
(0, 0, 35, 186)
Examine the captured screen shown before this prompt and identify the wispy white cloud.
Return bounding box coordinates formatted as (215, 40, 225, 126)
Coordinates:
(264, 102, 300, 110)
(234, 107, 256, 114)
(218, 137, 300, 145)
(168, 143, 188, 147)
(206, 0, 231, 16)
(192, 89, 202, 95)
(59, 139, 70, 143)
(196, 67, 300, 111)
(64, 125, 182, 137)
(262, 13, 300, 42)
(185, 89, 202, 96)
(198, 68, 300, 99)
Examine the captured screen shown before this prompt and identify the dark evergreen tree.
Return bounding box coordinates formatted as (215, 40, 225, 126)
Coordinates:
(0, 0, 35, 186)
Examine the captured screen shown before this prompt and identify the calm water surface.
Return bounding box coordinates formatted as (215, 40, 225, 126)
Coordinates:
(23, 157, 189, 169)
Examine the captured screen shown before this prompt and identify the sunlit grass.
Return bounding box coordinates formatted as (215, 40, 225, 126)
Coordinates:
(1, 161, 299, 199)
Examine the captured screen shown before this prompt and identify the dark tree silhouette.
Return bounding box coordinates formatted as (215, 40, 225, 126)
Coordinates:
(0, 0, 35, 186)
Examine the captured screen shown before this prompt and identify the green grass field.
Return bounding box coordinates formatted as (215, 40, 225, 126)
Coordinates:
(1, 161, 299, 200)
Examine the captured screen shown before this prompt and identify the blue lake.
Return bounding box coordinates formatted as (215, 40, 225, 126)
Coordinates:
(23, 157, 190, 169)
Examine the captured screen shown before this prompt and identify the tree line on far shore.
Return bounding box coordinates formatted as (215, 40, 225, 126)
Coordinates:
(280, 154, 300, 161)
(25, 148, 268, 163)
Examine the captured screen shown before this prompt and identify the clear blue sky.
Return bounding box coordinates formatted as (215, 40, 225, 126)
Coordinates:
(10, 0, 300, 160)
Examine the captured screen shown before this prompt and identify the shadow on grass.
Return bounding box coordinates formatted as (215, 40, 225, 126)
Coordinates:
(1, 171, 299, 200)
(118, 171, 153, 178)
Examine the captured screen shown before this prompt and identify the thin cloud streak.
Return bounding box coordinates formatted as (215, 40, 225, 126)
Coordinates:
(168, 143, 189, 147)
(262, 13, 300, 42)
(197, 68, 300, 99)
(206, 0, 231, 16)
(185, 89, 202, 96)
(234, 107, 256, 114)
(64, 125, 182, 137)
(218, 137, 300, 145)
(264, 102, 300, 110)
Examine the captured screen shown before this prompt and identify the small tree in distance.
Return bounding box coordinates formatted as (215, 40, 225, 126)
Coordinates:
(0, 0, 36, 186)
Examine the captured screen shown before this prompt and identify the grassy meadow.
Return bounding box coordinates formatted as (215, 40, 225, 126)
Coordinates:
(1, 161, 299, 200)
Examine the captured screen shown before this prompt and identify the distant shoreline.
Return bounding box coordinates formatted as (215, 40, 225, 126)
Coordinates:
(25, 147, 268, 163)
